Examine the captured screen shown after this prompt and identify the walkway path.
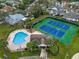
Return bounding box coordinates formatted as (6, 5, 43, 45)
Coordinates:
(40, 49, 48, 59)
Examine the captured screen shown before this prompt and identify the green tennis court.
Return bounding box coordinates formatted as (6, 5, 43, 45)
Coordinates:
(33, 17, 78, 45)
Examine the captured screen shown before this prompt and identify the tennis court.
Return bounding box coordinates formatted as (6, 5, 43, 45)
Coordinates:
(33, 17, 78, 45)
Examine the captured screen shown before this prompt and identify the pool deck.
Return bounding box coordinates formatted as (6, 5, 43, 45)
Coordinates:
(7, 29, 43, 52)
(7, 29, 31, 52)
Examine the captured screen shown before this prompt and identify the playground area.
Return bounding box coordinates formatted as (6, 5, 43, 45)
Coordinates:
(33, 17, 78, 45)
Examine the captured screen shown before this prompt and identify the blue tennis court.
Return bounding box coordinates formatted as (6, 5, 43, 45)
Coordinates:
(40, 25, 65, 38)
(47, 20, 70, 30)
(33, 17, 78, 45)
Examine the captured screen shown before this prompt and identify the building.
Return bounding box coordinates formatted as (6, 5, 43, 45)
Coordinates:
(1, 6, 13, 12)
(63, 12, 79, 22)
(5, 0, 20, 7)
(5, 14, 26, 25)
(30, 31, 51, 44)
(48, 5, 64, 16)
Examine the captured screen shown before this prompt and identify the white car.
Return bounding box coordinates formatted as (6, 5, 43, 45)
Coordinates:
(66, 18, 78, 22)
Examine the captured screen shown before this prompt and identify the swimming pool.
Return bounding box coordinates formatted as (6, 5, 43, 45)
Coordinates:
(13, 32, 28, 45)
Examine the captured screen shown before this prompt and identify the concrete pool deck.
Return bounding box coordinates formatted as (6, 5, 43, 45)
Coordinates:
(7, 29, 31, 52)
(7, 29, 43, 52)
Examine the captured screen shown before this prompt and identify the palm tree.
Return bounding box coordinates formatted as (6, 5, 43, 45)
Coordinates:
(22, 17, 33, 33)
(47, 39, 59, 56)
(38, 0, 49, 8)
(27, 39, 40, 52)
(25, 18, 33, 33)
(0, 39, 8, 48)
(28, 3, 43, 18)
(0, 39, 8, 59)
(47, 44, 59, 56)
(19, 0, 33, 10)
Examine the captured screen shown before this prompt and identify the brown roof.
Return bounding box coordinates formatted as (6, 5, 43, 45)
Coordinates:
(2, 6, 13, 12)
(30, 34, 51, 44)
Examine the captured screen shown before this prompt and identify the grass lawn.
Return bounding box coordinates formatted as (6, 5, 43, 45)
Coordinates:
(0, 47, 40, 59)
(0, 15, 79, 59)
(0, 23, 23, 58)
(0, 23, 24, 39)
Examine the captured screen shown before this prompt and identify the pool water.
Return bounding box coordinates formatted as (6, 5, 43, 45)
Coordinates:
(13, 32, 28, 45)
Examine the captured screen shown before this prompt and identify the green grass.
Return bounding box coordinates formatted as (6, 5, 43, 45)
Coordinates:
(0, 23, 24, 39)
(0, 48, 40, 59)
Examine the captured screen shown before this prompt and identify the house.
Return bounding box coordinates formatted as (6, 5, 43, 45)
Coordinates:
(5, 14, 26, 25)
(30, 31, 51, 45)
(5, 0, 20, 7)
(70, 2, 79, 6)
(48, 5, 64, 16)
(48, 7, 58, 16)
(63, 12, 79, 22)
(14, 9, 26, 15)
(1, 6, 13, 12)
(0, 3, 6, 9)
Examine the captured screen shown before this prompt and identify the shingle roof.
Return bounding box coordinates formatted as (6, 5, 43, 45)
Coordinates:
(5, 14, 25, 25)
(63, 12, 79, 19)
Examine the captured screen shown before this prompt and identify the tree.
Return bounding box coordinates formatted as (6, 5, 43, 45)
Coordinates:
(70, 0, 79, 2)
(0, 39, 8, 59)
(0, 0, 6, 3)
(47, 45, 59, 56)
(28, 3, 43, 18)
(27, 18, 32, 32)
(0, 39, 8, 48)
(57, 0, 62, 2)
(27, 39, 40, 52)
(23, 18, 33, 33)
(47, 38, 54, 45)
(19, 0, 29, 10)
(38, 0, 49, 8)
(19, 0, 35, 10)
(0, 11, 8, 21)
(47, 39, 59, 56)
